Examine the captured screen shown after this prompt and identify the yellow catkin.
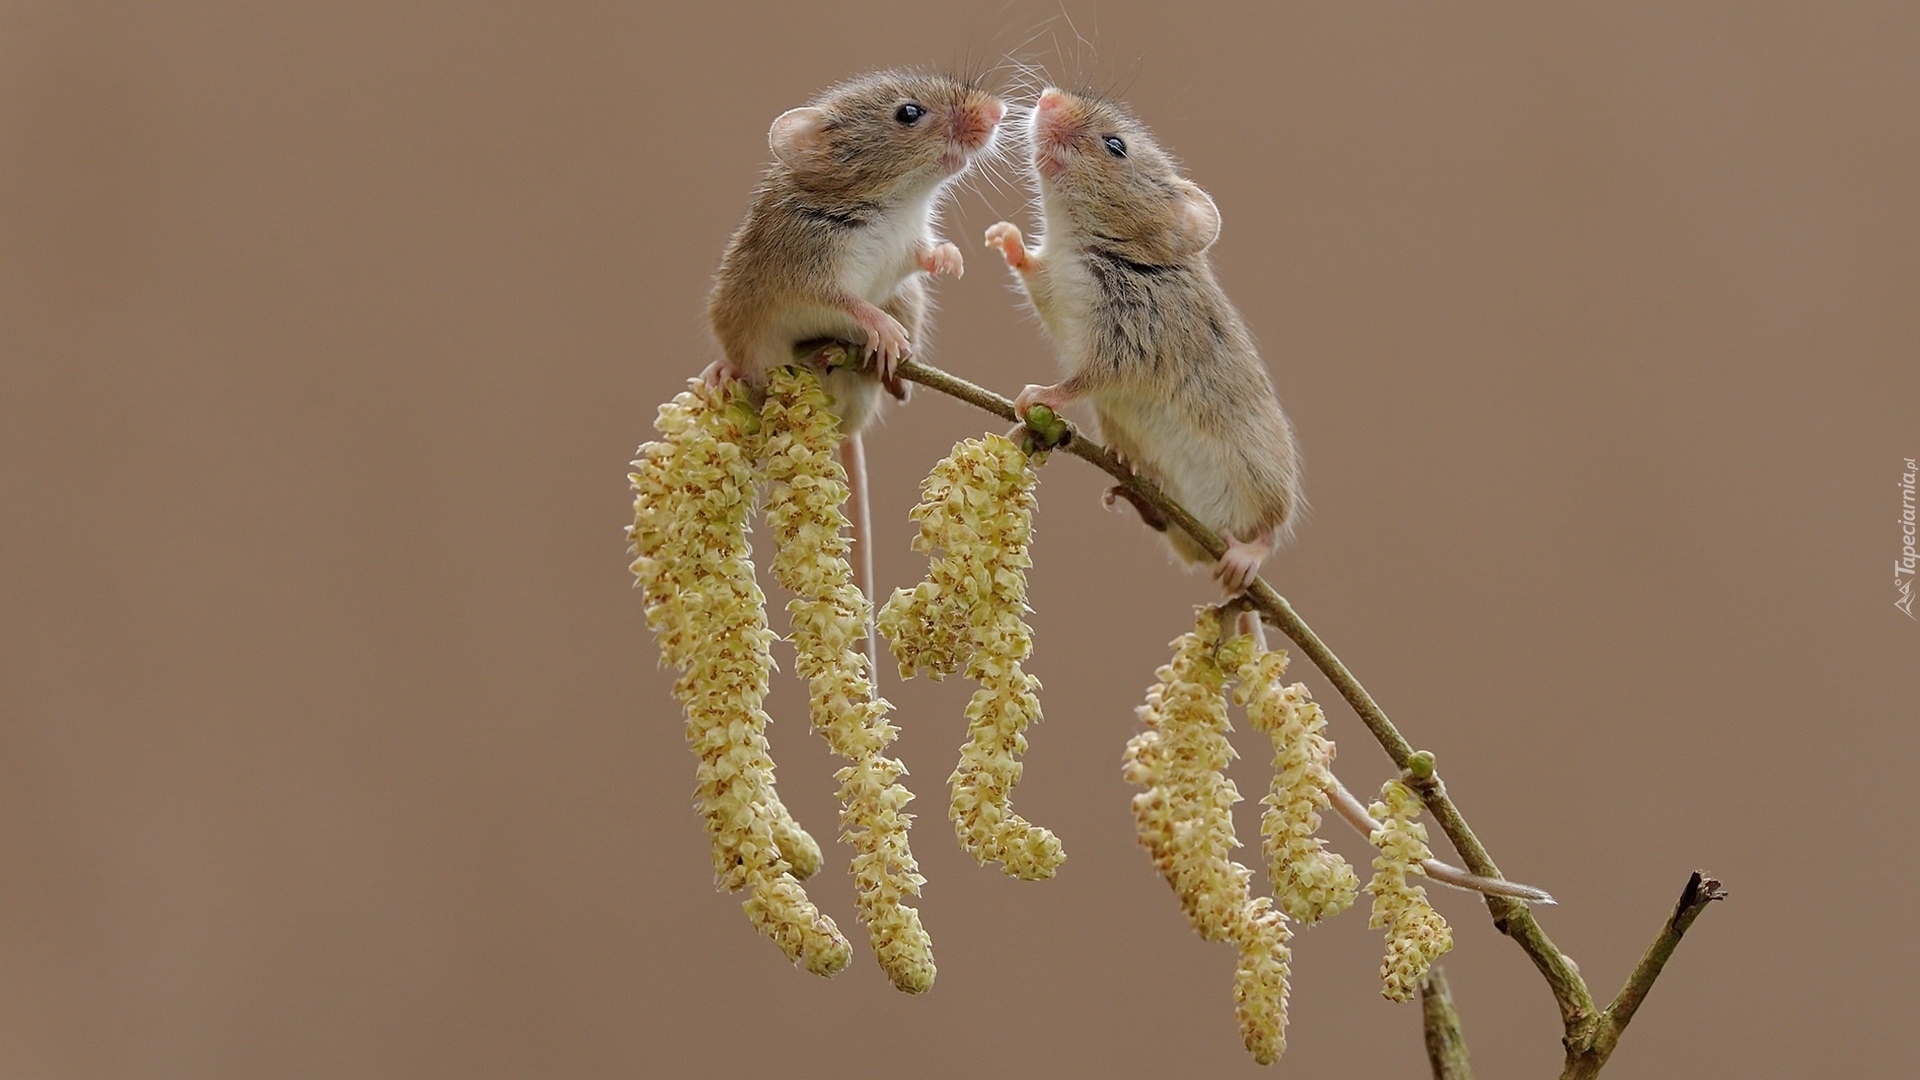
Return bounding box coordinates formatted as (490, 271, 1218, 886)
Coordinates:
(1234, 898, 1292, 1065)
(1365, 780, 1454, 1001)
(1124, 610, 1294, 1063)
(1122, 612, 1254, 939)
(1237, 647, 1359, 925)
(628, 379, 849, 977)
(877, 435, 1064, 880)
(760, 368, 935, 993)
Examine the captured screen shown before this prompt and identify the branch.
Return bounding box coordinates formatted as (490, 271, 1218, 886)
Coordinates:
(803, 349, 1721, 1075)
(1560, 871, 1726, 1080)
(888, 358, 1598, 1005)
(1405, 769, 1594, 1028)
(1420, 966, 1474, 1080)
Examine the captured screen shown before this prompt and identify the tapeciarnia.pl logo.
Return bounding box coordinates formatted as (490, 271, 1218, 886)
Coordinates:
(1898, 458, 1917, 620)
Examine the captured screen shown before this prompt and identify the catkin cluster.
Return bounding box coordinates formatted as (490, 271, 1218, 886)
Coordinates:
(1366, 780, 1455, 1001)
(627, 379, 849, 976)
(1124, 611, 1461, 1060)
(760, 368, 935, 993)
(1123, 613, 1257, 939)
(877, 434, 1064, 880)
(1123, 612, 1291, 1062)
(1237, 649, 1359, 925)
(630, 374, 1467, 1050)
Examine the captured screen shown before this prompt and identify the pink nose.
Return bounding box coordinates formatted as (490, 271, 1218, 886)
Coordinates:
(983, 99, 1006, 125)
(1038, 88, 1064, 112)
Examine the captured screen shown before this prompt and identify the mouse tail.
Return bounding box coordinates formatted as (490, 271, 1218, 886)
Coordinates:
(839, 433, 879, 678)
(1328, 776, 1556, 905)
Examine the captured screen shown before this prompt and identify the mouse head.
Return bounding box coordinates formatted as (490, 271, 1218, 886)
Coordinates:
(1027, 86, 1221, 263)
(768, 71, 1006, 205)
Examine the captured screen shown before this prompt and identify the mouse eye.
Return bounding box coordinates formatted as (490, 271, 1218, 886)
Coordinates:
(1103, 135, 1127, 159)
(895, 103, 927, 126)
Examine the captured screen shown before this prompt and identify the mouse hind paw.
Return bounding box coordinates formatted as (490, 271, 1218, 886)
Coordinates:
(845, 300, 912, 383)
(1013, 382, 1075, 419)
(701, 359, 747, 389)
(1214, 531, 1275, 595)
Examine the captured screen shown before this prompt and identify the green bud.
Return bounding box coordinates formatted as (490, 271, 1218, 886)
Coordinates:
(1023, 404, 1068, 448)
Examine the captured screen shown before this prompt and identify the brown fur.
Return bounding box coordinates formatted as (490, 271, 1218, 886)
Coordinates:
(991, 88, 1302, 578)
(707, 70, 1004, 434)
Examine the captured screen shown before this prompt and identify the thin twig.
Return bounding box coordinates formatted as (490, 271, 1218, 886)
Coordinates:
(1559, 871, 1726, 1079)
(1420, 965, 1474, 1080)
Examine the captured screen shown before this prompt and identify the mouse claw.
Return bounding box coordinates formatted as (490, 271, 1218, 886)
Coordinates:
(918, 241, 964, 279)
(985, 221, 1029, 270)
(863, 311, 911, 383)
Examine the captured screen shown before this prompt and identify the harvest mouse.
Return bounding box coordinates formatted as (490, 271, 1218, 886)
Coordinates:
(706, 71, 1006, 659)
(985, 86, 1300, 595)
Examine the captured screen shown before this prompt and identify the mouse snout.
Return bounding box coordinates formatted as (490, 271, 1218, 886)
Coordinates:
(1031, 88, 1083, 146)
(1030, 92, 1081, 178)
(946, 97, 1003, 153)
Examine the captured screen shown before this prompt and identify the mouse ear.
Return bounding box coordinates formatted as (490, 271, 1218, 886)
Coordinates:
(1170, 179, 1222, 256)
(769, 107, 829, 168)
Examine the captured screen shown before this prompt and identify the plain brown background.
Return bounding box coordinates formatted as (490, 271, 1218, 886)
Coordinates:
(3, 1, 1916, 1076)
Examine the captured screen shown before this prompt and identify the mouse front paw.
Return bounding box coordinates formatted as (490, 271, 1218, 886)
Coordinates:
(917, 241, 964, 279)
(985, 221, 1030, 270)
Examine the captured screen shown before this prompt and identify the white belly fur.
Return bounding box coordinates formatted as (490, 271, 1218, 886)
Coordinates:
(1096, 392, 1247, 538)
